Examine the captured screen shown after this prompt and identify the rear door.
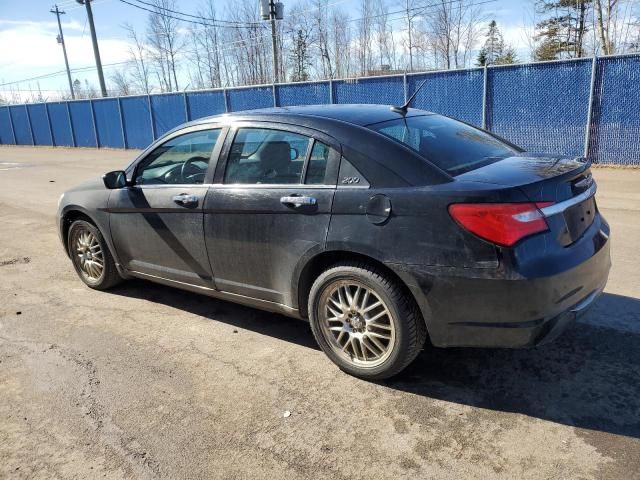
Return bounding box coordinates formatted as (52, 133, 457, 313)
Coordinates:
(109, 126, 225, 287)
(203, 124, 339, 307)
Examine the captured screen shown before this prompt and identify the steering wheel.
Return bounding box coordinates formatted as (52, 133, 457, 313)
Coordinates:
(180, 156, 208, 183)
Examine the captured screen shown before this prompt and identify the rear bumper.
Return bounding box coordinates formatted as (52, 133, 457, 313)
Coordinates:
(390, 224, 611, 348)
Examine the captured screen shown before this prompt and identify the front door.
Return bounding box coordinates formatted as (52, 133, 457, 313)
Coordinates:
(204, 126, 338, 307)
(109, 127, 223, 287)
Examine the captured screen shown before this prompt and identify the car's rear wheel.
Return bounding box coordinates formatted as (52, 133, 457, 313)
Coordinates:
(308, 262, 426, 380)
(68, 220, 122, 290)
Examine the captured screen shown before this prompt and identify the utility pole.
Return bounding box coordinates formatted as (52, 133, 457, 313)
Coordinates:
(76, 0, 107, 97)
(51, 5, 75, 99)
(270, 0, 279, 83)
(261, 0, 284, 83)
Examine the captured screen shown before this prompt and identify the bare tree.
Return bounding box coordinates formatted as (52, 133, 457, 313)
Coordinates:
(400, 0, 422, 71)
(146, 0, 183, 92)
(356, 0, 374, 75)
(110, 69, 132, 96)
(123, 23, 152, 94)
(313, 0, 335, 78)
(595, 0, 618, 53)
(424, 0, 484, 69)
(374, 0, 397, 71)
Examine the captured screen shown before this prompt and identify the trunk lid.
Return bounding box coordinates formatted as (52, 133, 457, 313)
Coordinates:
(457, 154, 596, 246)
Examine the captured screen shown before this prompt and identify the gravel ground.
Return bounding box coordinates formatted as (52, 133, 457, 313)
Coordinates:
(0, 146, 639, 480)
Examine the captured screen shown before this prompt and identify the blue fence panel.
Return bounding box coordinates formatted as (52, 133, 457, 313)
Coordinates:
(488, 60, 592, 156)
(48, 102, 74, 146)
(93, 98, 124, 148)
(333, 76, 404, 105)
(589, 56, 640, 165)
(277, 82, 330, 106)
(69, 101, 97, 147)
(151, 93, 187, 137)
(9, 106, 32, 145)
(27, 104, 53, 146)
(228, 86, 273, 111)
(121, 96, 153, 149)
(408, 69, 484, 126)
(0, 106, 15, 144)
(186, 91, 226, 120)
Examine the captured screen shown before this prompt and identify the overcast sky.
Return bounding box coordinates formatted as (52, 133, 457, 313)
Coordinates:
(0, 0, 534, 97)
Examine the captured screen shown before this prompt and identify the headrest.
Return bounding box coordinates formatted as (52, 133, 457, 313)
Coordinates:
(259, 140, 291, 173)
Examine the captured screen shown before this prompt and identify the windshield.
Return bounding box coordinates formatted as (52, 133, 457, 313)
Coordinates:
(368, 115, 520, 175)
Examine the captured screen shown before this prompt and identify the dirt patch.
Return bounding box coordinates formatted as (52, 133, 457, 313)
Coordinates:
(0, 257, 31, 267)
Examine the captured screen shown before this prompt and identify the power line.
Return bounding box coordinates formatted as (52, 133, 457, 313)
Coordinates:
(0, 61, 130, 87)
(117, 0, 268, 30)
(126, 0, 263, 25)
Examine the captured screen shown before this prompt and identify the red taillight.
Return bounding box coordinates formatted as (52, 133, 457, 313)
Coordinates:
(448, 202, 553, 247)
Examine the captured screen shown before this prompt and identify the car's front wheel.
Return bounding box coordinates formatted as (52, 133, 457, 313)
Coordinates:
(308, 262, 426, 380)
(68, 219, 122, 290)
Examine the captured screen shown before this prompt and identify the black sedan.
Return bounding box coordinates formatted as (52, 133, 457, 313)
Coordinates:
(57, 105, 611, 379)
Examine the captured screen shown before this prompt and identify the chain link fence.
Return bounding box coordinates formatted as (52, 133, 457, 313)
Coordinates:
(1, 54, 639, 165)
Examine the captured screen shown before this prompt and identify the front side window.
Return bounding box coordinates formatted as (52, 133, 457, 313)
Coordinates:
(368, 115, 520, 175)
(224, 128, 311, 185)
(135, 129, 221, 185)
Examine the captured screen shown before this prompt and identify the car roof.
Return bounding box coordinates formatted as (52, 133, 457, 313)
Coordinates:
(189, 104, 432, 128)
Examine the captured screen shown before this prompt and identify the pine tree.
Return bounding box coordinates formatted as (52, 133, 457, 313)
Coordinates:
(476, 20, 517, 66)
(290, 29, 311, 82)
(534, 0, 591, 61)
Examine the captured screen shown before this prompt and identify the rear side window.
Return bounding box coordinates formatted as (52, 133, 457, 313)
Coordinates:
(305, 141, 330, 184)
(224, 128, 310, 185)
(368, 115, 519, 175)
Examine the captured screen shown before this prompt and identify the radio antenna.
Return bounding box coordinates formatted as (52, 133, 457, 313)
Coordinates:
(390, 79, 427, 115)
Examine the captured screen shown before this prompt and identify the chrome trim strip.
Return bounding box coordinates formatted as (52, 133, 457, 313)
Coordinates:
(539, 183, 597, 217)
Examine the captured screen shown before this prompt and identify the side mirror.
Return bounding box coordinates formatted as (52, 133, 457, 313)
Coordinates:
(103, 170, 127, 189)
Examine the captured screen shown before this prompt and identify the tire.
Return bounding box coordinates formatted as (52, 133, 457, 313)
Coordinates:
(67, 219, 123, 290)
(308, 262, 426, 380)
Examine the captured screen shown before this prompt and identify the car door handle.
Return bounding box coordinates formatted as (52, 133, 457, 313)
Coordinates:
(173, 194, 199, 207)
(280, 195, 317, 207)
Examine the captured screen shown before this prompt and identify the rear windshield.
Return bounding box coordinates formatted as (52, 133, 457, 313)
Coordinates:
(368, 115, 520, 175)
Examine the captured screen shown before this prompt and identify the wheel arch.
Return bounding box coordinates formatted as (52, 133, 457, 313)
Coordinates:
(296, 250, 429, 331)
(60, 207, 123, 278)
(60, 207, 100, 256)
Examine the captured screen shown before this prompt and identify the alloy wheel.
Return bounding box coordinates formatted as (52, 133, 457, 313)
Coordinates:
(319, 280, 396, 368)
(74, 229, 104, 282)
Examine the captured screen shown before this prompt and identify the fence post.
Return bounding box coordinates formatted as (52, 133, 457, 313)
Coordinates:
(403, 72, 408, 103)
(89, 99, 99, 148)
(148, 95, 157, 140)
(7, 107, 16, 145)
(329, 79, 334, 104)
(223, 88, 230, 112)
(183, 92, 190, 121)
(66, 102, 76, 147)
(117, 97, 127, 149)
(481, 64, 488, 130)
(583, 56, 598, 160)
(45, 103, 54, 146)
(272, 83, 278, 107)
(25, 104, 35, 145)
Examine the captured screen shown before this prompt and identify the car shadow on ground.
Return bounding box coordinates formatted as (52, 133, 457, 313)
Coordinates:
(113, 282, 640, 439)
